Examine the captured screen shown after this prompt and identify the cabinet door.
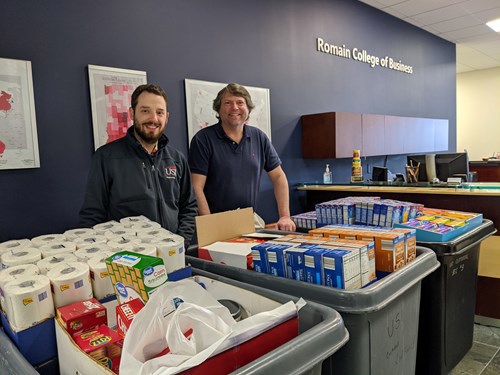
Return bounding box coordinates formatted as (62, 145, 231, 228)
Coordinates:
(362, 114, 385, 156)
(434, 119, 449, 151)
(384, 115, 405, 154)
(335, 112, 362, 158)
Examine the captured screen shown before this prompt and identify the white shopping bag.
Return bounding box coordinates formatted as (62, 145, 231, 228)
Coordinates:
(120, 278, 301, 375)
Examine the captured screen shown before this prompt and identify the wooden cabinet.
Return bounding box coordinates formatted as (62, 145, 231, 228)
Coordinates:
(301, 111, 449, 158)
(469, 161, 500, 182)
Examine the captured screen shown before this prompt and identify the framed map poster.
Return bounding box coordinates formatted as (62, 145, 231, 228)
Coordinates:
(184, 79, 271, 144)
(0, 57, 40, 170)
(88, 65, 147, 150)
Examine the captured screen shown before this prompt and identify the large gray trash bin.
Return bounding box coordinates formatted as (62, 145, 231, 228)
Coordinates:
(188, 247, 439, 375)
(192, 269, 349, 375)
(0, 328, 39, 375)
(415, 219, 496, 375)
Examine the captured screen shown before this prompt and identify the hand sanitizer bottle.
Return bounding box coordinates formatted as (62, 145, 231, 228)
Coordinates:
(323, 163, 332, 184)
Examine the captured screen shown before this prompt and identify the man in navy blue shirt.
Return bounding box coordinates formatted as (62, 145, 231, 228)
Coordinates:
(188, 83, 296, 231)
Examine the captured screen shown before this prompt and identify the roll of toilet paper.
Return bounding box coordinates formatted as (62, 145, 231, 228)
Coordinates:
(0, 239, 32, 252)
(107, 236, 142, 251)
(87, 251, 116, 300)
(73, 234, 108, 249)
(136, 228, 173, 243)
(31, 234, 66, 248)
(3, 274, 54, 331)
(40, 241, 77, 258)
(0, 264, 40, 310)
(93, 220, 122, 235)
(130, 221, 161, 234)
(1, 248, 42, 269)
(74, 243, 115, 262)
(104, 228, 138, 241)
(152, 234, 185, 273)
(121, 242, 158, 257)
(119, 215, 150, 228)
(36, 253, 78, 275)
(47, 262, 93, 308)
(64, 228, 96, 241)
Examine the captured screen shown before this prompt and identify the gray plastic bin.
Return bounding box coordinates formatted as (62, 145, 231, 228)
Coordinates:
(188, 246, 439, 375)
(415, 219, 496, 375)
(0, 328, 39, 375)
(192, 268, 349, 375)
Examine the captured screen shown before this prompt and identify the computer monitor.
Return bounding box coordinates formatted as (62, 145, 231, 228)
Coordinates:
(407, 152, 469, 182)
(372, 166, 388, 182)
(435, 152, 469, 182)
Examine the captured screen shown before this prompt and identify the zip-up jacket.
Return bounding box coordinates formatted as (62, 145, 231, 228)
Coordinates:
(79, 127, 197, 245)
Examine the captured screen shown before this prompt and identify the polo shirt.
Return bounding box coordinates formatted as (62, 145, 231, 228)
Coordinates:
(188, 122, 281, 213)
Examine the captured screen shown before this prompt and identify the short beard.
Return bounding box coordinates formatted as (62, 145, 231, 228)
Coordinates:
(133, 120, 161, 144)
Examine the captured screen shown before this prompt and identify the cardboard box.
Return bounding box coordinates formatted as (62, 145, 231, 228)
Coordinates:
(57, 298, 107, 336)
(323, 247, 362, 290)
(105, 251, 168, 304)
(196, 208, 256, 269)
(1, 313, 57, 366)
(116, 298, 144, 338)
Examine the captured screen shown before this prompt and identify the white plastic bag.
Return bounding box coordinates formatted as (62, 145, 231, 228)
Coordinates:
(120, 279, 236, 375)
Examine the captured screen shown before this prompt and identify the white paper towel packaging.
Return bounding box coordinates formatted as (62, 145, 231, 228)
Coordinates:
(74, 243, 115, 262)
(1, 248, 42, 269)
(47, 262, 93, 308)
(36, 253, 78, 275)
(40, 241, 77, 258)
(107, 236, 142, 250)
(121, 242, 158, 257)
(87, 251, 116, 300)
(130, 221, 161, 234)
(63, 228, 96, 241)
(0, 238, 32, 252)
(3, 274, 54, 331)
(93, 220, 122, 235)
(136, 228, 173, 243)
(152, 234, 185, 273)
(31, 233, 66, 248)
(73, 234, 108, 249)
(0, 264, 40, 311)
(119, 215, 150, 227)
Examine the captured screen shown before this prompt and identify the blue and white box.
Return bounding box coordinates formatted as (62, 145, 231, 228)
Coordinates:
(323, 248, 362, 290)
(285, 247, 309, 281)
(304, 247, 332, 285)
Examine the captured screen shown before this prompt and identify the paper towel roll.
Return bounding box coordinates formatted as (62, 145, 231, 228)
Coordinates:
(87, 251, 116, 300)
(3, 274, 54, 331)
(1, 248, 42, 269)
(0, 238, 32, 252)
(0, 264, 40, 311)
(425, 154, 438, 181)
(130, 221, 161, 234)
(40, 241, 77, 258)
(73, 234, 108, 249)
(121, 242, 158, 257)
(93, 221, 122, 235)
(119, 215, 150, 228)
(153, 234, 185, 273)
(31, 233, 66, 248)
(36, 253, 78, 275)
(104, 228, 138, 241)
(107, 236, 142, 251)
(64, 228, 96, 241)
(47, 262, 93, 308)
(74, 243, 114, 262)
(136, 228, 173, 243)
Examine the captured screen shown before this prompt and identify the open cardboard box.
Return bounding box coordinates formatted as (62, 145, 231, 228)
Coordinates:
(196, 208, 257, 269)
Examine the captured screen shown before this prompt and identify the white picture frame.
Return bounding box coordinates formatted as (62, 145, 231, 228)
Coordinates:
(88, 65, 147, 150)
(184, 78, 271, 144)
(0, 57, 40, 170)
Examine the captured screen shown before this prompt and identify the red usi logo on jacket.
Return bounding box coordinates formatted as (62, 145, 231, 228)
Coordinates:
(165, 165, 177, 179)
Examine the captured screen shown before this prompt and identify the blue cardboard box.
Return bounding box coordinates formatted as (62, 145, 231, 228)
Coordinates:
(1, 313, 57, 366)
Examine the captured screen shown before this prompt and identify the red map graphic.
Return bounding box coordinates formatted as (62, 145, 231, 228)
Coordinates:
(0, 90, 13, 111)
(105, 85, 134, 144)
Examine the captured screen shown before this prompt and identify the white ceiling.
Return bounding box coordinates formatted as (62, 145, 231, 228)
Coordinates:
(358, 0, 500, 73)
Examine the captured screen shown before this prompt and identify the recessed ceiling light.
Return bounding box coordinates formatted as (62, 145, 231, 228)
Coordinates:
(486, 18, 500, 32)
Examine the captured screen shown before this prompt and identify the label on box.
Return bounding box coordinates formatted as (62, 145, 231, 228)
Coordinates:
(116, 298, 145, 338)
(57, 298, 107, 336)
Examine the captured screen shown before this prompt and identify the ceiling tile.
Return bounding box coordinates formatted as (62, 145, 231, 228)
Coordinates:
(430, 15, 483, 33)
(411, 5, 469, 26)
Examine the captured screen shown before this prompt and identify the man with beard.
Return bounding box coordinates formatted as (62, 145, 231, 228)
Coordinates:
(79, 84, 197, 245)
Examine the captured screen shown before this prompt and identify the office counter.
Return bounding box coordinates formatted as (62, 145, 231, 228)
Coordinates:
(296, 182, 500, 234)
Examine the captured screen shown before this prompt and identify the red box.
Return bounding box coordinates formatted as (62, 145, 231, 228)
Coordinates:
(73, 325, 123, 373)
(116, 298, 145, 338)
(57, 298, 107, 336)
(181, 316, 299, 374)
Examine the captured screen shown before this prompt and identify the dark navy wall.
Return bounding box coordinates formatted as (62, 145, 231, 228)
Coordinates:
(0, 0, 456, 242)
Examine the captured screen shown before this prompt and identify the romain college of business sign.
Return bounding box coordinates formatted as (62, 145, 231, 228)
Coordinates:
(316, 37, 414, 74)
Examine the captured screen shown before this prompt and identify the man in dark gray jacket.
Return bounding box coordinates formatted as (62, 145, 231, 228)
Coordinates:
(79, 84, 197, 245)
